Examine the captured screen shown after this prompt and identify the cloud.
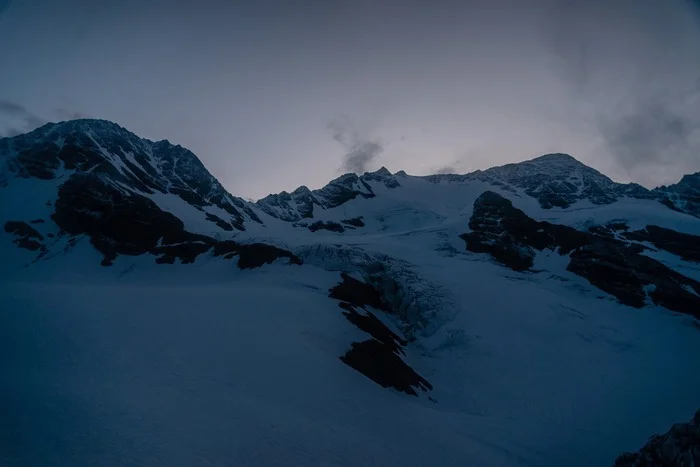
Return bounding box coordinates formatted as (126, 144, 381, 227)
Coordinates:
(0, 127, 20, 138)
(0, 100, 27, 115)
(597, 87, 700, 172)
(541, 0, 700, 179)
(0, 100, 47, 133)
(55, 108, 91, 120)
(327, 115, 384, 174)
(343, 141, 383, 174)
(434, 165, 456, 175)
(0, 101, 90, 137)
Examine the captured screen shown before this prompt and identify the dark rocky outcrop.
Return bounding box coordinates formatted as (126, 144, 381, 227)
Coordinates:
(48, 173, 300, 268)
(257, 168, 400, 222)
(213, 241, 302, 269)
(329, 272, 390, 312)
(52, 174, 209, 265)
(205, 213, 234, 231)
(329, 273, 432, 396)
(652, 172, 700, 219)
(308, 221, 345, 233)
(424, 153, 700, 219)
(3, 221, 46, 252)
(1, 119, 260, 232)
(340, 339, 432, 396)
(341, 217, 365, 228)
(462, 191, 700, 317)
(339, 302, 406, 354)
(623, 225, 700, 263)
(461, 191, 589, 271)
(614, 410, 700, 467)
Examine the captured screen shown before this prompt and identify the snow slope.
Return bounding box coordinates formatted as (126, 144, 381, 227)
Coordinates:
(2, 121, 700, 467)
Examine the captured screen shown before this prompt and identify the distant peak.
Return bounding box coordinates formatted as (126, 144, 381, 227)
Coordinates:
(367, 166, 392, 177)
(55, 118, 124, 131)
(530, 153, 580, 164)
(18, 118, 136, 142)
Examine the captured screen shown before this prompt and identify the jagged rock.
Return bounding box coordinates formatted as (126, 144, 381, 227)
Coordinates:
(52, 173, 210, 265)
(0, 119, 261, 232)
(329, 272, 390, 312)
(430, 153, 620, 209)
(4, 221, 46, 252)
(423, 153, 700, 219)
(329, 273, 432, 396)
(340, 339, 432, 396)
(257, 168, 399, 222)
(204, 213, 234, 231)
(652, 172, 700, 219)
(463, 191, 700, 317)
(614, 410, 700, 467)
(212, 240, 302, 269)
(623, 225, 700, 263)
(308, 221, 345, 233)
(338, 302, 406, 354)
(341, 217, 365, 228)
(461, 191, 588, 271)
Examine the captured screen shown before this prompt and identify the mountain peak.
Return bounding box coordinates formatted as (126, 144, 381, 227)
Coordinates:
(530, 153, 580, 164)
(367, 166, 392, 177)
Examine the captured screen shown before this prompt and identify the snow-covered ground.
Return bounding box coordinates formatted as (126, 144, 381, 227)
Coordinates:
(3, 162, 700, 466)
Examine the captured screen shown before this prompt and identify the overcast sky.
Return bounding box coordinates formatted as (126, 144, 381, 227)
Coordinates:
(1, 0, 699, 199)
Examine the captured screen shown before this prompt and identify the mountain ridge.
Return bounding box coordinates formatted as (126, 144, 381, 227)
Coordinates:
(2, 119, 700, 467)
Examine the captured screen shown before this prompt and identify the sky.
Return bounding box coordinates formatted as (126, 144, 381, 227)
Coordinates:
(1, 0, 699, 200)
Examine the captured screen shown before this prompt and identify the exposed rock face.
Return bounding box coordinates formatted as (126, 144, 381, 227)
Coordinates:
(308, 221, 345, 233)
(426, 154, 620, 209)
(462, 191, 700, 317)
(4, 221, 46, 252)
(257, 167, 400, 221)
(614, 410, 700, 467)
(212, 240, 302, 269)
(424, 153, 700, 219)
(329, 273, 433, 396)
(329, 272, 390, 312)
(47, 170, 300, 268)
(623, 225, 700, 263)
(341, 217, 365, 228)
(652, 172, 700, 218)
(52, 173, 210, 265)
(461, 190, 589, 271)
(0, 119, 261, 231)
(475, 153, 619, 209)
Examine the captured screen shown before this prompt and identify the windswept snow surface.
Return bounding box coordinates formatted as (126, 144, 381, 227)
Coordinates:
(3, 167, 700, 466)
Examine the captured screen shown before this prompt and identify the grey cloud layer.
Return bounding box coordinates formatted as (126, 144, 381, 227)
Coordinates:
(328, 116, 384, 174)
(540, 0, 700, 181)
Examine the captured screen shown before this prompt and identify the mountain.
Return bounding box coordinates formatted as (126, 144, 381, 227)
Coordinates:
(2, 120, 700, 467)
(256, 167, 401, 222)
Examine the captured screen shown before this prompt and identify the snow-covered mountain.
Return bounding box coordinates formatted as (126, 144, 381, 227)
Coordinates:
(2, 119, 700, 467)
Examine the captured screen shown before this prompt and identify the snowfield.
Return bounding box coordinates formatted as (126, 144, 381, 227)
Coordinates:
(2, 125, 700, 467)
(3, 203, 700, 467)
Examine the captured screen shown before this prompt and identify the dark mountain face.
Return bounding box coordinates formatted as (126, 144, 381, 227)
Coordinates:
(0, 119, 280, 266)
(423, 153, 700, 219)
(0, 119, 261, 230)
(614, 410, 700, 467)
(652, 171, 700, 218)
(256, 167, 401, 221)
(462, 191, 700, 318)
